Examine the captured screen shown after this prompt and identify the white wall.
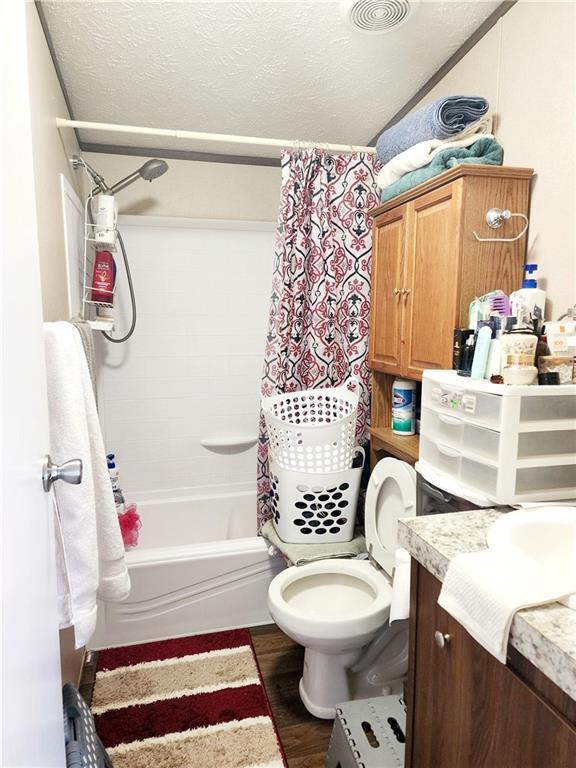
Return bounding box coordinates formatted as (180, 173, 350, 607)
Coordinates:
(96, 218, 275, 497)
(409, 0, 575, 319)
(25, 2, 86, 686)
(83, 152, 281, 222)
(26, 4, 83, 321)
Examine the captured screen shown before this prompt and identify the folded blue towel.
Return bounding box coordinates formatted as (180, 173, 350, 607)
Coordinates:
(376, 96, 490, 164)
(380, 138, 503, 202)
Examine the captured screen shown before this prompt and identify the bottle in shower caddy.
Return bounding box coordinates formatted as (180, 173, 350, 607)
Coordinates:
(107, 453, 125, 512)
(391, 379, 416, 435)
(91, 250, 116, 304)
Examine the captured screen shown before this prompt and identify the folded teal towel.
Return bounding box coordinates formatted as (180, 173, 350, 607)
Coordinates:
(380, 138, 503, 203)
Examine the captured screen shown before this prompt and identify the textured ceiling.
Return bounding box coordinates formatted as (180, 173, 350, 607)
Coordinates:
(40, 0, 501, 159)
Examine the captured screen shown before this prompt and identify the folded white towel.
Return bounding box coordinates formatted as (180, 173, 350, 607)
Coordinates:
(376, 115, 494, 190)
(44, 322, 130, 648)
(389, 548, 411, 623)
(438, 548, 576, 663)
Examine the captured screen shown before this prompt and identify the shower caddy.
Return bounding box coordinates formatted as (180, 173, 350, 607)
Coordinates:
(80, 195, 118, 328)
(262, 378, 364, 543)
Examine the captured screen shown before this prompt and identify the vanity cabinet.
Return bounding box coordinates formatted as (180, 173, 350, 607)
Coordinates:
(406, 564, 576, 767)
(369, 164, 533, 379)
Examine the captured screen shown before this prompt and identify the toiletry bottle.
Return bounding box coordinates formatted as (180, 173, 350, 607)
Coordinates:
(91, 250, 116, 304)
(453, 329, 474, 370)
(458, 335, 476, 377)
(486, 321, 503, 379)
(108, 461, 120, 491)
(510, 264, 546, 321)
(471, 326, 492, 380)
(107, 454, 125, 512)
(391, 379, 416, 435)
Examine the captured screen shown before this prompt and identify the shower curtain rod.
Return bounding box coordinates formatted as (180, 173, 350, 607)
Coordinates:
(56, 118, 377, 155)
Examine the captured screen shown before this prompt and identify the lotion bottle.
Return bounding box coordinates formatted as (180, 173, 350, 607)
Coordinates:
(471, 326, 492, 380)
(510, 264, 546, 322)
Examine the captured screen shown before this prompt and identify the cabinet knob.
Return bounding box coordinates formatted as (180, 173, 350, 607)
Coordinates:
(434, 630, 451, 649)
(401, 288, 411, 296)
(393, 288, 401, 295)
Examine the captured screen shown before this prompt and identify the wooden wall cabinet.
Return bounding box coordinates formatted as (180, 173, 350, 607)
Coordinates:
(369, 165, 533, 379)
(368, 165, 533, 467)
(406, 564, 576, 767)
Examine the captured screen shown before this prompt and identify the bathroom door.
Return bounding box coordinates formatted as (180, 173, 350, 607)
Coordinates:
(1, 3, 66, 766)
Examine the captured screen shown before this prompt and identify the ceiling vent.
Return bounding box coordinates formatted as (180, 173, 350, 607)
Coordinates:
(340, 0, 419, 34)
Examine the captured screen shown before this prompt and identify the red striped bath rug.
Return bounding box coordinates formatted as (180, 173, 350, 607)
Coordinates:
(91, 629, 287, 768)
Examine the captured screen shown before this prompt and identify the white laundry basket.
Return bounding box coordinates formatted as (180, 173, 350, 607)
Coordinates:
(269, 447, 364, 543)
(262, 377, 360, 473)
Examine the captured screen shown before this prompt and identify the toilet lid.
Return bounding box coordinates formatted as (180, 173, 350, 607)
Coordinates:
(365, 458, 416, 577)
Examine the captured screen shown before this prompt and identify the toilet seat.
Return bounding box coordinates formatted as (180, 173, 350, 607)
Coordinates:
(364, 458, 416, 576)
(268, 559, 393, 644)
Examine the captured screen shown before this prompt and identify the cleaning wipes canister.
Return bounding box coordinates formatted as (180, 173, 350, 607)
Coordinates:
(392, 378, 416, 435)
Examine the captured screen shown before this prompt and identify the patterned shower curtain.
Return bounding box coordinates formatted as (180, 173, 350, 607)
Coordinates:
(257, 149, 381, 531)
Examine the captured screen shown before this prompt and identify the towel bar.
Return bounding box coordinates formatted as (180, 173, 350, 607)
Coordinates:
(473, 208, 529, 243)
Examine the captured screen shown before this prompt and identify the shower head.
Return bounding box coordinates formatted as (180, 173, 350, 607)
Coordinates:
(108, 158, 169, 194)
(72, 155, 169, 195)
(139, 159, 169, 182)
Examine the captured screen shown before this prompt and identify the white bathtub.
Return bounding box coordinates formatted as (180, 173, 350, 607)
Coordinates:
(90, 486, 284, 649)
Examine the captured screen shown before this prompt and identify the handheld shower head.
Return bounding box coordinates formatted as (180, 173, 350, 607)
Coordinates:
(107, 158, 169, 194)
(72, 156, 170, 196)
(139, 159, 169, 181)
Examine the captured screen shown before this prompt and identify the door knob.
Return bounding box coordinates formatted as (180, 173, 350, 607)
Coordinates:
(42, 455, 83, 492)
(434, 630, 451, 649)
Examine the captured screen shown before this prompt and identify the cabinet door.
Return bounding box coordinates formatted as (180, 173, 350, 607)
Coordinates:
(408, 566, 576, 768)
(403, 183, 462, 379)
(369, 207, 407, 374)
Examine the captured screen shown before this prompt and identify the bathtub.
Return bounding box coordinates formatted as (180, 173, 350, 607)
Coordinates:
(90, 486, 285, 649)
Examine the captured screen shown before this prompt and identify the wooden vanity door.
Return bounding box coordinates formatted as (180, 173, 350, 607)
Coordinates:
(407, 563, 477, 767)
(368, 206, 408, 374)
(407, 565, 576, 768)
(403, 183, 462, 379)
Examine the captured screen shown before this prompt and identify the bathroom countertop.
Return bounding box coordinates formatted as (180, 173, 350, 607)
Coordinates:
(398, 509, 576, 703)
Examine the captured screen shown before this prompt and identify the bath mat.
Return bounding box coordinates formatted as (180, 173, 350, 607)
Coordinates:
(91, 629, 287, 768)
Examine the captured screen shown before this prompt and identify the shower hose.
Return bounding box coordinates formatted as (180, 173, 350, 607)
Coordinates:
(101, 229, 137, 344)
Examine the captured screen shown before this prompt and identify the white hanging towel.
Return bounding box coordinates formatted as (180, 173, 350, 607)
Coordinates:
(44, 322, 130, 648)
(438, 548, 576, 663)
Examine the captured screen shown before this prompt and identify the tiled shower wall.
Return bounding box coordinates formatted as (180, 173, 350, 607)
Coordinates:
(96, 217, 275, 497)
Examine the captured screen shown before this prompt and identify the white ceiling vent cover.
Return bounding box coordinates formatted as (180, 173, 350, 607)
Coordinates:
(341, 0, 419, 34)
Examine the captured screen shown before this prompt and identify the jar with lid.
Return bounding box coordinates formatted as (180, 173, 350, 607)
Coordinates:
(502, 354, 538, 385)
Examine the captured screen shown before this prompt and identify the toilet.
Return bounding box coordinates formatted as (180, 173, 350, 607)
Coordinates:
(267, 457, 416, 718)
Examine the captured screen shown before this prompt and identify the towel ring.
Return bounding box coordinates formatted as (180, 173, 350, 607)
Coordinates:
(473, 208, 529, 243)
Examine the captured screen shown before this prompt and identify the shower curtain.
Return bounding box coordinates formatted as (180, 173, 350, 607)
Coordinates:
(257, 149, 381, 531)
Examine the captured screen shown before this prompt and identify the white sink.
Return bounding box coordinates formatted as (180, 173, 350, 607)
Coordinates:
(487, 507, 576, 610)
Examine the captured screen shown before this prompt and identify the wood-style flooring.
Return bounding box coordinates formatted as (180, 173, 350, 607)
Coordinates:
(80, 624, 333, 767)
(250, 624, 333, 768)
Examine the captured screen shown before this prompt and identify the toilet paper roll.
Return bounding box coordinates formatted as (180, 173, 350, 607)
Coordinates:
(389, 547, 411, 623)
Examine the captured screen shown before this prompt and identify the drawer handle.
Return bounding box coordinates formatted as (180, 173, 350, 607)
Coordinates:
(434, 631, 452, 649)
(437, 443, 462, 458)
(437, 413, 464, 426)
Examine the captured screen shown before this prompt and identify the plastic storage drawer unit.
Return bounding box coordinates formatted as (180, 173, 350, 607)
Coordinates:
(419, 371, 576, 504)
